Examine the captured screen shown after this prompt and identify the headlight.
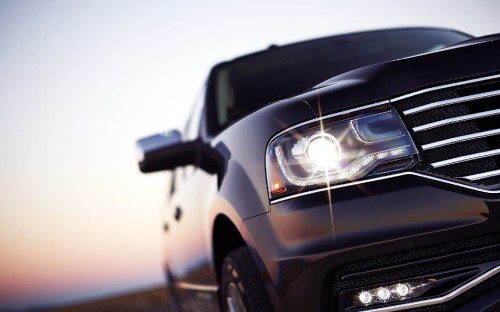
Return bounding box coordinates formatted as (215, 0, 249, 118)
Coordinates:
(266, 104, 419, 201)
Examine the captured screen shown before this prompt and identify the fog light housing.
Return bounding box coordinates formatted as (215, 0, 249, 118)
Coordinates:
(354, 278, 435, 307)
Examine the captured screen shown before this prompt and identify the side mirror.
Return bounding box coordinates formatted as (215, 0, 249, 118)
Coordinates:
(136, 130, 224, 174)
(137, 130, 200, 173)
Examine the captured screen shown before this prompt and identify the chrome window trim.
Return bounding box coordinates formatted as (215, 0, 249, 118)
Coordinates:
(421, 128, 500, 150)
(358, 264, 500, 312)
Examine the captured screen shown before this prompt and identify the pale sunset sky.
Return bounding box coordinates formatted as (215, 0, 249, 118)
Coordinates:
(0, 0, 499, 310)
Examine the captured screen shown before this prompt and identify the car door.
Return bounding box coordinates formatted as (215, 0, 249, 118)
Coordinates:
(163, 87, 220, 311)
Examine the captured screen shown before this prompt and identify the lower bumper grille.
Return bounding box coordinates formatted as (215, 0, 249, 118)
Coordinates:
(332, 233, 500, 312)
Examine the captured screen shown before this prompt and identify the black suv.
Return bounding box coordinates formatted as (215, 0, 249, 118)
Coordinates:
(137, 28, 500, 311)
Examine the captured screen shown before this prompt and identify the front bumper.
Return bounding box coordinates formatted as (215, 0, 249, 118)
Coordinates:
(243, 173, 500, 311)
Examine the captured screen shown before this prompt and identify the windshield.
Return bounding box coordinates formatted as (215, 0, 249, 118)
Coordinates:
(212, 28, 471, 132)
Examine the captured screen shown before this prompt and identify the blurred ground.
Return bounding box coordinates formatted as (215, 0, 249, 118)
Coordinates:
(47, 287, 168, 312)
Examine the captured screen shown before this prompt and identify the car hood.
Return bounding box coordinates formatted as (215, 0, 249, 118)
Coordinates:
(293, 33, 500, 116)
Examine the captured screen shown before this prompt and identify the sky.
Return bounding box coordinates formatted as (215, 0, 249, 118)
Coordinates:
(0, 0, 499, 310)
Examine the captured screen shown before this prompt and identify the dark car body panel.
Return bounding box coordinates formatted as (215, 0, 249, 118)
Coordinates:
(297, 37, 500, 118)
(243, 175, 499, 311)
(142, 29, 500, 311)
(164, 98, 317, 310)
(211, 98, 316, 219)
(225, 37, 500, 311)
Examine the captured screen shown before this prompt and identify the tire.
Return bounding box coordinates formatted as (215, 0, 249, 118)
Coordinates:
(220, 247, 274, 312)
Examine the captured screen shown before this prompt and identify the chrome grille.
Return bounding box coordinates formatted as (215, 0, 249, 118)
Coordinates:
(392, 74, 500, 187)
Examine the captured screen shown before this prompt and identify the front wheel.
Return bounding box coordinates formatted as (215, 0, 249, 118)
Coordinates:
(220, 247, 274, 312)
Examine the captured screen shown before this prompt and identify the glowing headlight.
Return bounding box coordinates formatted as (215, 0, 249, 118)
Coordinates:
(304, 133, 342, 169)
(266, 105, 419, 200)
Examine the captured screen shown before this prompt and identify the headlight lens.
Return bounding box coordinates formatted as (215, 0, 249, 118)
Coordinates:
(266, 105, 419, 200)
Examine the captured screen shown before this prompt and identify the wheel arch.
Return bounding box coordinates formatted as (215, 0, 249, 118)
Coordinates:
(212, 214, 246, 283)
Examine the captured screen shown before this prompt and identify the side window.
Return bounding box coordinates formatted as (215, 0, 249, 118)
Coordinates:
(180, 86, 206, 180)
(185, 86, 206, 141)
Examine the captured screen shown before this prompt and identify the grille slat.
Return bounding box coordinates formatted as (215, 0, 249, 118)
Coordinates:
(415, 122, 481, 145)
(392, 74, 500, 186)
(403, 89, 500, 115)
(422, 129, 500, 150)
(413, 107, 500, 132)
(431, 148, 500, 168)
(423, 141, 490, 163)
(422, 129, 500, 151)
(462, 169, 500, 181)
(423, 158, 497, 178)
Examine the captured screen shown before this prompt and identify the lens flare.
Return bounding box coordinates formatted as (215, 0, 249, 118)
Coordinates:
(305, 133, 342, 169)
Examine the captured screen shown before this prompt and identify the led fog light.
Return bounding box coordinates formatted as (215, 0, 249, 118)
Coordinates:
(395, 283, 410, 297)
(376, 287, 391, 301)
(358, 291, 372, 305)
(354, 278, 435, 307)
